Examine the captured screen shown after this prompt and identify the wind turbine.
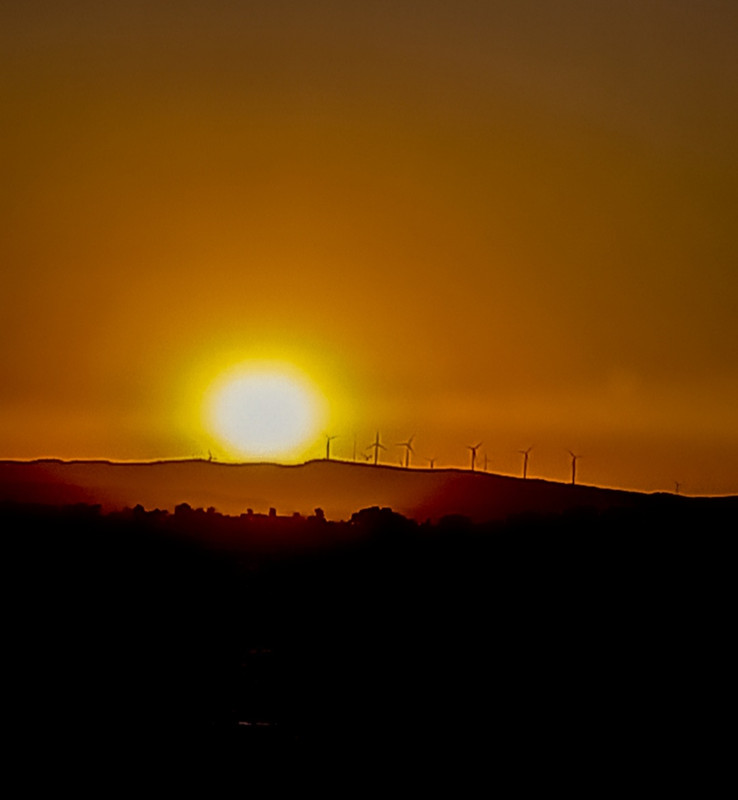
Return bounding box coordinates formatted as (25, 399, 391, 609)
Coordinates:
(424, 456, 436, 469)
(367, 432, 386, 465)
(467, 442, 482, 472)
(483, 453, 489, 472)
(325, 434, 338, 460)
(396, 435, 415, 468)
(519, 446, 533, 479)
(674, 481, 681, 495)
(567, 450, 580, 485)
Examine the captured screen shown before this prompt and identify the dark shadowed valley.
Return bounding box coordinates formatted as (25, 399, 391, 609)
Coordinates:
(3, 461, 735, 783)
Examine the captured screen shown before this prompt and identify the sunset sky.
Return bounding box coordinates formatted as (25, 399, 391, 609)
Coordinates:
(2, 1, 737, 494)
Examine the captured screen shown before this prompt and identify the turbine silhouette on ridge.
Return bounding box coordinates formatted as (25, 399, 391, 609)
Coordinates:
(325, 434, 338, 460)
(519, 446, 533, 479)
(395, 435, 415, 468)
(367, 432, 386, 466)
(467, 442, 482, 472)
(567, 450, 581, 485)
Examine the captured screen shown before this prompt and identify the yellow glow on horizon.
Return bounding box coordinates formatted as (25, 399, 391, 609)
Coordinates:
(203, 362, 328, 460)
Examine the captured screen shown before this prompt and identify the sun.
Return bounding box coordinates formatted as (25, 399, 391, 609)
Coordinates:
(205, 364, 326, 459)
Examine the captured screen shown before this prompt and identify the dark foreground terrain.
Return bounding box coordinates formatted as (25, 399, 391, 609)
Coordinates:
(0, 456, 713, 522)
(5, 497, 736, 785)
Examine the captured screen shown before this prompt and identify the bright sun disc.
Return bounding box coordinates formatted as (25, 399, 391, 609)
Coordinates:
(206, 366, 325, 458)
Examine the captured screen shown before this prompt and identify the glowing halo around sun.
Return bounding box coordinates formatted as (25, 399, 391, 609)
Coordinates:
(204, 364, 327, 460)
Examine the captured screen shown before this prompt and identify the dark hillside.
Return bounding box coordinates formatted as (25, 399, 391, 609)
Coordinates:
(4, 498, 735, 780)
(1, 458, 732, 522)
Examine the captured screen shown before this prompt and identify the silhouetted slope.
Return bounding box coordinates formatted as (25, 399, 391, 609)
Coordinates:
(4, 499, 735, 781)
(0, 458, 733, 521)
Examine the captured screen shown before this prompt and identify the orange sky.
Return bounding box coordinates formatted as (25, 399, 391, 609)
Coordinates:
(2, 1, 737, 495)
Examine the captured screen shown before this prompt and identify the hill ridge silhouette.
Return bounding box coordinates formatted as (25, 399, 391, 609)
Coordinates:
(1, 457, 733, 522)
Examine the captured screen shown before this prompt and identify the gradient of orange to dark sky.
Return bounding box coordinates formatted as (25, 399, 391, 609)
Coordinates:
(2, 1, 737, 494)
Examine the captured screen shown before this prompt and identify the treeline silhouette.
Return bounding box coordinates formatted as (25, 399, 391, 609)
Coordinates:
(4, 498, 735, 778)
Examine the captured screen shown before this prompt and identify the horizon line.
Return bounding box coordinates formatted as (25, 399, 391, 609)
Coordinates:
(1, 455, 735, 498)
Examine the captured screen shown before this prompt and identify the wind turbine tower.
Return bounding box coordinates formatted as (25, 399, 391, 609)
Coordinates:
(567, 450, 580, 485)
(325, 434, 338, 460)
(519, 446, 533, 479)
(368, 432, 386, 466)
(396, 435, 415, 468)
(424, 457, 436, 469)
(467, 442, 482, 472)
